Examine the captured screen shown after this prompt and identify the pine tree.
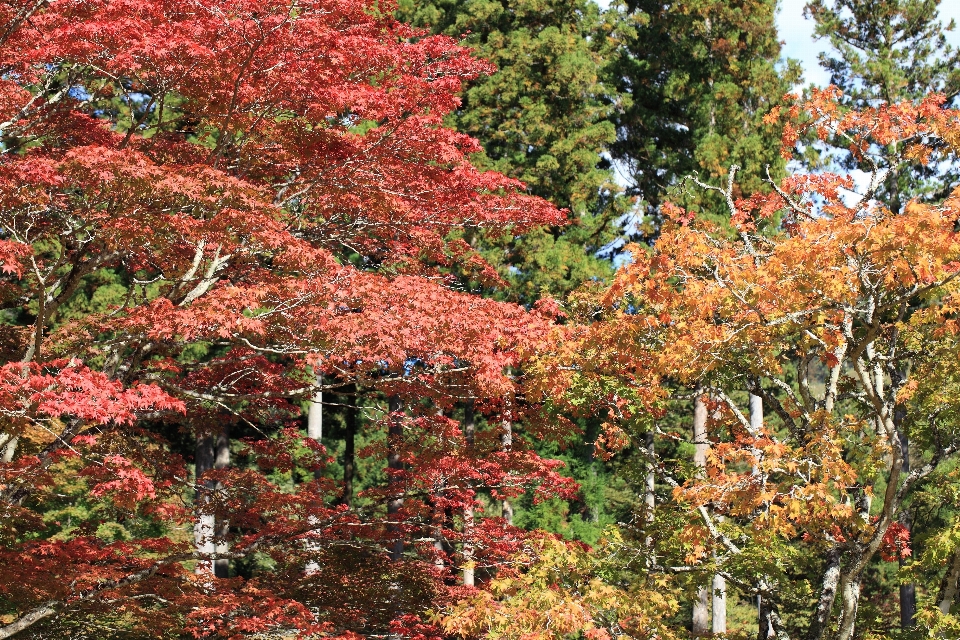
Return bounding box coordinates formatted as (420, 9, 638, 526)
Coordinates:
(806, 0, 960, 210)
(608, 0, 797, 236)
(395, 0, 620, 302)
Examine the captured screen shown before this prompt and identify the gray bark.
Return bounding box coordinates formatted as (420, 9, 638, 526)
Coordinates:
(758, 592, 790, 640)
(387, 397, 404, 561)
(693, 586, 709, 635)
(937, 547, 960, 615)
(692, 394, 709, 635)
(807, 547, 841, 640)
(213, 429, 230, 579)
(712, 572, 727, 634)
(194, 427, 230, 578)
(837, 577, 861, 640)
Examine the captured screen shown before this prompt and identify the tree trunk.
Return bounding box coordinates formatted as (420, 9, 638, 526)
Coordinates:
(750, 392, 763, 433)
(387, 396, 403, 561)
(692, 394, 709, 636)
(1, 435, 17, 462)
(308, 372, 322, 441)
(644, 430, 656, 558)
(898, 428, 916, 629)
(462, 401, 476, 587)
(194, 434, 215, 577)
(937, 547, 960, 615)
(693, 586, 710, 636)
(342, 383, 358, 506)
(836, 576, 861, 640)
(750, 392, 765, 638)
(194, 426, 229, 578)
(757, 592, 790, 640)
(807, 547, 841, 640)
(213, 428, 230, 579)
(712, 572, 727, 634)
(501, 395, 513, 526)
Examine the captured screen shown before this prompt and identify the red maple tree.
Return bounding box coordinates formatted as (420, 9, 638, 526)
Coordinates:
(0, 1, 577, 637)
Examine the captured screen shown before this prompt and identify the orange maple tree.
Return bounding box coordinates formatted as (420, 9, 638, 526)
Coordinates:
(532, 89, 960, 639)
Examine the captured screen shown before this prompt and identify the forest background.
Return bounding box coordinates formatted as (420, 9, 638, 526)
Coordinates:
(3, 0, 960, 639)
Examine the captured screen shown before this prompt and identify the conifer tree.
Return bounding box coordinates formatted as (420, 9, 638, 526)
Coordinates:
(608, 0, 797, 236)
(395, 0, 620, 302)
(806, 0, 960, 209)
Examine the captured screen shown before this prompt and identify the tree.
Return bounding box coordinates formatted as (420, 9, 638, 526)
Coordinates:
(0, 1, 580, 637)
(608, 0, 798, 237)
(439, 530, 682, 640)
(395, 0, 620, 302)
(807, 0, 960, 108)
(804, 0, 960, 214)
(803, 2, 960, 628)
(534, 90, 960, 639)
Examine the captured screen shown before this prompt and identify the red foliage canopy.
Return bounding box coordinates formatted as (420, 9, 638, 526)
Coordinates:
(0, 1, 574, 637)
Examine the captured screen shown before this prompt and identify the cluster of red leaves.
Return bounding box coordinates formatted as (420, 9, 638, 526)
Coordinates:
(0, 0, 578, 637)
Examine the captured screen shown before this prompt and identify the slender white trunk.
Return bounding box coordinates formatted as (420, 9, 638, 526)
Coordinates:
(195, 428, 229, 579)
(693, 586, 709, 635)
(308, 372, 322, 441)
(712, 571, 727, 633)
(692, 394, 709, 635)
(501, 395, 513, 526)
(750, 393, 763, 433)
(644, 431, 656, 557)
(213, 430, 230, 578)
(462, 402, 476, 587)
(194, 512, 216, 577)
(194, 435, 215, 578)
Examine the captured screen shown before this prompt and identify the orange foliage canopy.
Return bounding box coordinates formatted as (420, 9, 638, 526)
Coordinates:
(531, 89, 960, 639)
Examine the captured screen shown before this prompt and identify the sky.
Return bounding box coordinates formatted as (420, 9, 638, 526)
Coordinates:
(774, 0, 960, 200)
(777, 0, 960, 88)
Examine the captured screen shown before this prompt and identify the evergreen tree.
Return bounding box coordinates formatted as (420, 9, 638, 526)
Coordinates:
(807, 0, 960, 106)
(395, 0, 620, 302)
(608, 0, 797, 237)
(806, 0, 960, 210)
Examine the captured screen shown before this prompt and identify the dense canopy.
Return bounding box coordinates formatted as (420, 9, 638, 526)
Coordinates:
(3, 1, 960, 639)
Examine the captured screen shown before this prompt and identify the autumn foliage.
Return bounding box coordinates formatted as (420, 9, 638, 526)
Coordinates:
(6, 0, 960, 638)
(531, 89, 960, 639)
(0, 0, 579, 637)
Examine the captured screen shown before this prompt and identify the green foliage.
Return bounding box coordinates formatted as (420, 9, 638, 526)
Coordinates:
(807, 0, 960, 105)
(396, 0, 619, 302)
(805, 0, 960, 209)
(607, 0, 798, 233)
(396, 0, 616, 214)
